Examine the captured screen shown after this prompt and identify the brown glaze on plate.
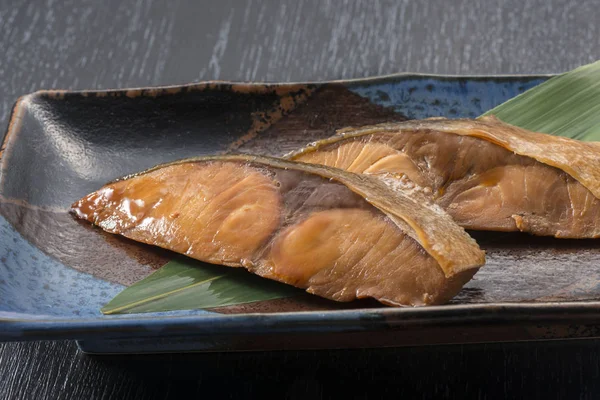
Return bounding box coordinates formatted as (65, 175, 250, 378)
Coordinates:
(0, 198, 168, 286)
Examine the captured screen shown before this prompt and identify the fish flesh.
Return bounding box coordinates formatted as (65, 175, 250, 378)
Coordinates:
(71, 155, 484, 306)
(287, 116, 600, 238)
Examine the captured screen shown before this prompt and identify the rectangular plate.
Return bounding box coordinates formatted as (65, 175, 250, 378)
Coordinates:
(4, 73, 600, 354)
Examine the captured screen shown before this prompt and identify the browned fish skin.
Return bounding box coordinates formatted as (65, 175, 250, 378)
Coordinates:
(288, 116, 600, 238)
(72, 155, 484, 306)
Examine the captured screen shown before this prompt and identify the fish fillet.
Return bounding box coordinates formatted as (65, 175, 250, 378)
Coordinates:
(71, 155, 484, 306)
(287, 116, 600, 238)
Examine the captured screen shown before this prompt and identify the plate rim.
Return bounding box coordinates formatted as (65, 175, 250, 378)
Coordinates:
(2, 300, 600, 341)
(8, 71, 555, 98)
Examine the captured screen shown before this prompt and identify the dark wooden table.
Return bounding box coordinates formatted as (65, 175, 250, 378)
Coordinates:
(2, 0, 600, 398)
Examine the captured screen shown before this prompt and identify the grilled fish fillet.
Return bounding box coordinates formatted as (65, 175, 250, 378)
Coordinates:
(71, 155, 484, 306)
(287, 116, 600, 238)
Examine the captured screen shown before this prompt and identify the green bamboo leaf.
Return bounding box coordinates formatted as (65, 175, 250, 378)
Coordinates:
(482, 60, 600, 140)
(101, 257, 299, 315)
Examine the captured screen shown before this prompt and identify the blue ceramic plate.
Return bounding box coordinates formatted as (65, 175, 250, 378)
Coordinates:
(4, 73, 600, 354)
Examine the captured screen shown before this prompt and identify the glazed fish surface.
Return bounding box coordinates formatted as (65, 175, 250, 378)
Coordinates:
(287, 116, 600, 238)
(71, 155, 484, 306)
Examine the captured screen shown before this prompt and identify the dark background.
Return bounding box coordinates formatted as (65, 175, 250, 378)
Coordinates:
(2, 0, 600, 398)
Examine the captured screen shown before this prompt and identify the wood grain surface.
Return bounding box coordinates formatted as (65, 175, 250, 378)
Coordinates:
(2, 0, 600, 398)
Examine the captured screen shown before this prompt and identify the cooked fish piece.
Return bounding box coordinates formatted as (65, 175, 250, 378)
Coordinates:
(71, 155, 484, 306)
(287, 116, 600, 238)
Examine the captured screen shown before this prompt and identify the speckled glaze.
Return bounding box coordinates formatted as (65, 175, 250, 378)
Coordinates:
(7, 73, 600, 354)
